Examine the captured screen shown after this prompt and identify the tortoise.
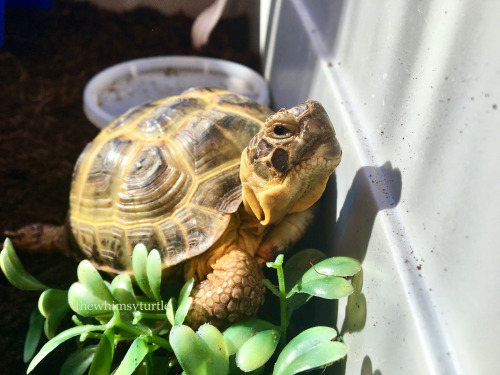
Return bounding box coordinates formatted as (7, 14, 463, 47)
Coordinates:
(8, 87, 342, 328)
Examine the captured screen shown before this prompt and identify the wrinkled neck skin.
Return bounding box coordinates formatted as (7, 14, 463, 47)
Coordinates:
(239, 99, 342, 230)
(240, 150, 332, 228)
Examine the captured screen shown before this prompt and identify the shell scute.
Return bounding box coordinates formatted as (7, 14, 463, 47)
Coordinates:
(97, 225, 127, 266)
(216, 93, 272, 121)
(215, 114, 263, 149)
(117, 145, 192, 223)
(107, 101, 157, 132)
(126, 226, 165, 258)
(172, 205, 230, 260)
(70, 88, 270, 272)
(74, 221, 102, 262)
(173, 112, 242, 176)
(191, 165, 242, 213)
(157, 219, 188, 265)
(134, 97, 204, 136)
(76, 137, 138, 220)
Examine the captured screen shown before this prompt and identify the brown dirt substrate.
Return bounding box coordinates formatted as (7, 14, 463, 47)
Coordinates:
(0, 1, 259, 374)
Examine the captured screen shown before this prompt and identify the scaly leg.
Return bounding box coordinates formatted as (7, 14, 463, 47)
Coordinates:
(186, 249, 265, 330)
(256, 208, 315, 263)
(4, 223, 68, 255)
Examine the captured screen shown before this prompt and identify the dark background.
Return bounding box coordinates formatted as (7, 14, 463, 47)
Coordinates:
(0, 1, 260, 373)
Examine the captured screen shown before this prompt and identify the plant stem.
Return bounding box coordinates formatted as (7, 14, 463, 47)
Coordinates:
(276, 261, 287, 350)
(262, 279, 281, 298)
(152, 320, 170, 335)
(83, 332, 103, 340)
(140, 312, 168, 320)
(113, 309, 149, 337)
(111, 308, 172, 351)
(146, 335, 172, 351)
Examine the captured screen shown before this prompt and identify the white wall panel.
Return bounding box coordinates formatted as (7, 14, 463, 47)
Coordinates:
(262, 1, 500, 374)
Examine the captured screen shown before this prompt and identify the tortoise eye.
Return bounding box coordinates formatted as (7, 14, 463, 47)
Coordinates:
(273, 125, 289, 136)
(267, 122, 297, 140)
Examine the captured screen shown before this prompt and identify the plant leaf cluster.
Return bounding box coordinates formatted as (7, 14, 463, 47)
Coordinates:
(1, 239, 361, 374)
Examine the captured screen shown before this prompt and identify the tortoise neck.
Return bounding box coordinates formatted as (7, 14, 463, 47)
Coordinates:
(240, 147, 292, 226)
(237, 205, 265, 233)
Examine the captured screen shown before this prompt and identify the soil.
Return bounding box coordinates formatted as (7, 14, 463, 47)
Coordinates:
(0, 1, 259, 374)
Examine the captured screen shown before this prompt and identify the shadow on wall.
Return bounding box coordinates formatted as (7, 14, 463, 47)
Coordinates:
(299, 161, 402, 261)
(334, 162, 401, 375)
(360, 356, 383, 375)
(338, 161, 401, 333)
(335, 162, 402, 263)
(287, 161, 400, 374)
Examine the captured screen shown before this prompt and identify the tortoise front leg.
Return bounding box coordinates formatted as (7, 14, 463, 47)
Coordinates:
(256, 208, 315, 263)
(185, 249, 265, 330)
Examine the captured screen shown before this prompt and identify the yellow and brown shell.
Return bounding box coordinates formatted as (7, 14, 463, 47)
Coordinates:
(69, 87, 273, 273)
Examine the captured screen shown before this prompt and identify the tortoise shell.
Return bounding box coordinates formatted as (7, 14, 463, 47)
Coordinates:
(69, 87, 273, 273)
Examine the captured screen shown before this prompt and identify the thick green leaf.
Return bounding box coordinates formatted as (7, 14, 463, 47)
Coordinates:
(174, 297, 192, 326)
(68, 282, 113, 317)
(223, 318, 280, 355)
(178, 278, 194, 305)
(132, 244, 155, 299)
(175, 278, 194, 325)
(110, 274, 137, 306)
(273, 326, 348, 375)
(27, 324, 106, 373)
(38, 289, 70, 338)
(236, 329, 280, 372)
(229, 356, 265, 375)
(24, 308, 44, 363)
(278, 341, 348, 375)
(170, 325, 211, 375)
(38, 289, 68, 317)
(166, 298, 176, 326)
(287, 257, 360, 299)
(304, 257, 361, 278)
(0, 238, 48, 291)
(146, 249, 162, 301)
(60, 345, 97, 375)
(235, 330, 278, 367)
(77, 260, 116, 303)
(197, 324, 229, 374)
(114, 337, 149, 375)
(283, 249, 327, 313)
(283, 249, 326, 291)
(289, 276, 353, 299)
(88, 327, 114, 375)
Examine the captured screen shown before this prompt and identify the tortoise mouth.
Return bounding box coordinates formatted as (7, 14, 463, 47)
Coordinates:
(290, 155, 341, 177)
(289, 133, 341, 174)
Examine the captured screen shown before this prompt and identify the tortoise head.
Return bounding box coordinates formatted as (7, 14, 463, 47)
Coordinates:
(241, 100, 342, 225)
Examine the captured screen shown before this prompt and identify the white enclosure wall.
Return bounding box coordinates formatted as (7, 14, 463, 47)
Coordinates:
(261, 1, 500, 374)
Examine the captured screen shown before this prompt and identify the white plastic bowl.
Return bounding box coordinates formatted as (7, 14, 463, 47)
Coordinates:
(83, 56, 270, 129)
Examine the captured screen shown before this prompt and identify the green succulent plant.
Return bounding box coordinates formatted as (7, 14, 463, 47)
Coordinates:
(1, 238, 361, 375)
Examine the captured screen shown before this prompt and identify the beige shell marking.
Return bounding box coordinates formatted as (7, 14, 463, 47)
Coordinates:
(69, 88, 273, 273)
